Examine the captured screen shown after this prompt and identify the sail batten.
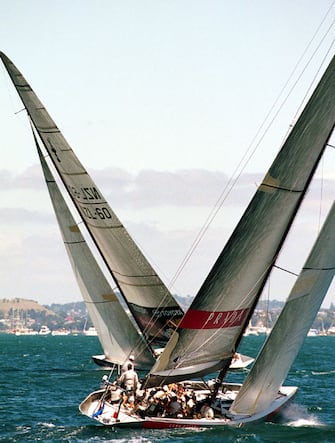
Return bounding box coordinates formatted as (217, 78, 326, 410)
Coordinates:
(144, 56, 335, 387)
(0, 51, 183, 346)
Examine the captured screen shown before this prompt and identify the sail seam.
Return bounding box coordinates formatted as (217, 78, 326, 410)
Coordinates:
(109, 270, 159, 278)
(37, 129, 60, 133)
(113, 280, 164, 288)
(75, 201, 109, 205)
(261, 183, 304, 192)
(15, 83, 31, 90)
(83, 221, 123, 228)
(64, 240, 86, 245)
(61, 172, 94, 177)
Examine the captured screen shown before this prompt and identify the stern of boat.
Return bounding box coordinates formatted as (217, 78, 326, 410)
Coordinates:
(79, 389, 144, 427)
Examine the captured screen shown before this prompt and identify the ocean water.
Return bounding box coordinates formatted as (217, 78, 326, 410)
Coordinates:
(0, 334, 334, 443)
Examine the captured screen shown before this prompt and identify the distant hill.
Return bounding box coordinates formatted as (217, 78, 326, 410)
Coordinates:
(0, 296, 331, 334)
(0, 298, 95, 325)
(0, 298, 55, 316)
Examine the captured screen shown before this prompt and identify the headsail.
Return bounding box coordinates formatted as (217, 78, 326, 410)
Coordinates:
(0, 51, 183, 347)
(144, 56, 335, 387)
(34, 129, 155, 368)
(230, 201, 335, 416)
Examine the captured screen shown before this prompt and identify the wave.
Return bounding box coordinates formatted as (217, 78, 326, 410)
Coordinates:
(311, 370, 335, 376)
(281, 404, 324, 427)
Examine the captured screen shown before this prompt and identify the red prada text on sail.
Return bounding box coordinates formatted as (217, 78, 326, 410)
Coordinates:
(179, 308, 249, 329)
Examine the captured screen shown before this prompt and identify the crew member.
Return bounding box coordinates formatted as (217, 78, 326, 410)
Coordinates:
(118, 363, 139, 409)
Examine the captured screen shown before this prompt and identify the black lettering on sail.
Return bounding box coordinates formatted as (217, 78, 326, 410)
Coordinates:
(81, 187, 101, 200)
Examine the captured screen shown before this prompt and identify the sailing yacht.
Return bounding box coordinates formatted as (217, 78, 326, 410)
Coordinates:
(0, 51, 186, 369)
(1, 51, 334, 428)
(0, 53, 184, 356)
(80, 54, 334, 428)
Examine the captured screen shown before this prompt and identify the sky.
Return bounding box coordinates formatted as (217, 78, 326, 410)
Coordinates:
(0, 1, 334, 308)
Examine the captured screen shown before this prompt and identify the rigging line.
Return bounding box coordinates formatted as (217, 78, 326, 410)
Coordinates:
(264, 277, 271, 330)
(273, 265, 298, 277)
(14, 107, 25, 114)
(165, 19, 335, 296)
(287, 33, 334, 131)
(317, 157, 325, 234)
(178, 18, 335, 308)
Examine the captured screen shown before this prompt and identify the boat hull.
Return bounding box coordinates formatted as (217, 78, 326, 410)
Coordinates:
(79, 384, 297, 429)
(91, 355, 115, 369)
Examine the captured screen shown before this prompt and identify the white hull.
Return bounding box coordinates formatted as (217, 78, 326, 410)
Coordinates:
(79, 383, 297, 429)
(229, 353, 254, 370)
(14, 329, 38, 336)
(51, 330, 71, 336)
(83, 327, 98, 336)
(39, 325, 51, 335)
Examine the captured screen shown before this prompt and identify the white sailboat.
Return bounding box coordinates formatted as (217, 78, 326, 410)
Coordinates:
(1, 51, 334, 429)
(0, 52, 184, 354)
(0, 51, 185, 369)
(38, 325, 51, 335)
(0, 51, 254, 373)
(78, 54, 335, 428)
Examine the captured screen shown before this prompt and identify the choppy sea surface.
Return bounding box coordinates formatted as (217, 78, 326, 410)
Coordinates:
(0, 334, 334, 443)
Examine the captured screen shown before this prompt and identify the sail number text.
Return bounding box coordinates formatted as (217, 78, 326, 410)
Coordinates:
(81, 206, 112, 220)
(70, 186, 102, 201)
(68, 185, 112, 220)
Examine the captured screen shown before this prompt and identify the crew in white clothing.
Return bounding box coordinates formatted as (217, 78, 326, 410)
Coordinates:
(117, 363, 139, 408)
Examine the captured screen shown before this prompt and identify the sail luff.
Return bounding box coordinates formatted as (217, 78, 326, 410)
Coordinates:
(33, 128, 155, 368)
(144, 56, 335, 388)
(0, 51, 183, 347)
(230, 201, 335, 416)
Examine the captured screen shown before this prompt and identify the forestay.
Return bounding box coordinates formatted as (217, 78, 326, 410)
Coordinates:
(0, 52, 183, 347)
(144, 56, 335, 387)
(35, 133, 155, 368)
(230, 201, 335, 416)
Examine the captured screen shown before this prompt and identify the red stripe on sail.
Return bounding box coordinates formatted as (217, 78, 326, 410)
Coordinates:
(179, 308, 249, 329)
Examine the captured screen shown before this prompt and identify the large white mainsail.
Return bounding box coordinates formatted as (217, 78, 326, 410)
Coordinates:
(230, 201, 335, 416)
(34, 130, 155, 369)
(144, 56, 335, 387)
(0, 51, 183, 347)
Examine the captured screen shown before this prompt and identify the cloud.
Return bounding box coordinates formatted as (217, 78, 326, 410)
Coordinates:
(2, 164, 333, 212)
(0, 207, 54, 225)
(0, 163, 333, 306)
(0, 165, 44, 190)
(87, 167, 229, 208)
